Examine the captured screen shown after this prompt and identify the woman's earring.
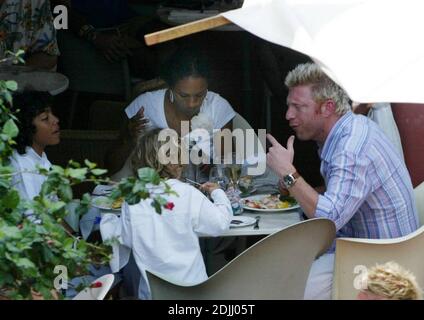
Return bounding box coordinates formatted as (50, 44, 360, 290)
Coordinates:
(169, 90, 174, 103)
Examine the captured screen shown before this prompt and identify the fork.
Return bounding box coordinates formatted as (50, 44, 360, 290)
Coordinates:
(254, 216, 261, 229)
(184, 178, 202, 187)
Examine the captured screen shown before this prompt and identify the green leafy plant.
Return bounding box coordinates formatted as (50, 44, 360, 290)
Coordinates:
(0, 52, 175, 299)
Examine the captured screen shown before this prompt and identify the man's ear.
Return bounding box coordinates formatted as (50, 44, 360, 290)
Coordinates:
(321, 99, 336, 116)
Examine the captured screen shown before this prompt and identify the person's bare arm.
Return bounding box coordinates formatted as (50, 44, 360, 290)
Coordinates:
(266, 134, 319, 218)
(279, 180, 325, 196)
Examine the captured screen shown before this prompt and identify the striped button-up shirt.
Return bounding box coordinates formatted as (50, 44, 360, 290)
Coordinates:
(316, 112, 419, 243)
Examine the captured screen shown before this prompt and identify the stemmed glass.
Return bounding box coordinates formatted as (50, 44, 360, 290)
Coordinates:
(209, 163, 229, 190)
(222, 152, 243, 189)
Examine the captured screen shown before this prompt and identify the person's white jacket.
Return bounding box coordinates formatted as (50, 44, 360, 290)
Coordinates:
(10, 147, 51, 200)
(100, 179, 232, 299)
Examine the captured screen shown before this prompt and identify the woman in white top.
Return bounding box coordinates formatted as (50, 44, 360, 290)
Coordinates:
(100, 128, 233, 299)
(105, 47, 236, 179)
(9, 91, 60, 200)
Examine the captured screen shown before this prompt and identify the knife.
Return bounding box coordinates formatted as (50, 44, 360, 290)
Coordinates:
(254, 216, 261, 229)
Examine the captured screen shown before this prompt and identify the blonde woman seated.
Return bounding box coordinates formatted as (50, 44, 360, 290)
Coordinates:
(100, 128, 233, 299)
(357, 261, 422, 300)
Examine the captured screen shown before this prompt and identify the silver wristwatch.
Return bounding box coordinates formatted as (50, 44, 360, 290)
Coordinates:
(282, 171, 300, 189)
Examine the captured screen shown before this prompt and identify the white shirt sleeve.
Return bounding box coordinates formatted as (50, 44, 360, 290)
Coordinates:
(192, 188, 232, 237)
(205, 92, 236, 129)
(125, 94, 146, 119)
(124, 90, 167, 129)
(100, 211, 131, 273)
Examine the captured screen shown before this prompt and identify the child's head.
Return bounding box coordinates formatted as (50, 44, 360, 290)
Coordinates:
(131, 128, 184, 179)
(357, 261, 422, 300)
(12, 91, 60, 155)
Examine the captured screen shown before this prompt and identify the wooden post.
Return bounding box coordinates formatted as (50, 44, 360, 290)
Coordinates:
(144, 15, 232, 46)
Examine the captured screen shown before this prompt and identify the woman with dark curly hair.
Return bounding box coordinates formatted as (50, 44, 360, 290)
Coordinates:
(9, 91, 60, 200)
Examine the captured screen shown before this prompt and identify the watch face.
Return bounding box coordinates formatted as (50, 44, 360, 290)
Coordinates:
(283, 174, 294, 187)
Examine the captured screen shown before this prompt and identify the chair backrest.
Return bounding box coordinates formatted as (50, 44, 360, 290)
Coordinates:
(147, 218, 335, 300)
(73, 274, 115, 300)
(332, 226, 424, 300)
(89, 100, 127, 130)
(57, 30, 131, 99)
(46, 130, 119, 169)
(414, 182, 424, 226)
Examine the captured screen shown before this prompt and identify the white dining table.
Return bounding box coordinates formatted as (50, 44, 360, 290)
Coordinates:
(199, 207, 303, 275)
(93, 207, 303, 233)
(220, 209, 303, 237)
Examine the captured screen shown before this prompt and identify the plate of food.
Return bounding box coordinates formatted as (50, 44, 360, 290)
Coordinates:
(91, 196, 124, 211)
(241, 194, 299, 212)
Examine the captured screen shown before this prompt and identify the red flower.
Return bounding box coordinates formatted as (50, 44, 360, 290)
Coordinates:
(90, 281, 103, 288)
(165, 202, 175, 210)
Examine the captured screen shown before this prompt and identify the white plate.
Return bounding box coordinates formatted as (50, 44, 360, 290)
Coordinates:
(241, 194, 300, 212)
(230, 216, 257, 228)
(91, 196, 121, 211)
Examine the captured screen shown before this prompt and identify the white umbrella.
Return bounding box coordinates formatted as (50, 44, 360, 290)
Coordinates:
(221, 0, 424, 103)
(146, 0, 424, 103)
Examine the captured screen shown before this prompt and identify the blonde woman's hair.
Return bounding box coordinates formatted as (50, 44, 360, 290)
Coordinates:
(131, 128, 183, 179)
(364, 261, 423, 300)
(285, 63, 351, 115)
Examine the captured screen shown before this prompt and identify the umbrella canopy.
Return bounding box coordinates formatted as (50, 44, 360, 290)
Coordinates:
(0, 65, 69, 95)
(221, 0, 424, 103)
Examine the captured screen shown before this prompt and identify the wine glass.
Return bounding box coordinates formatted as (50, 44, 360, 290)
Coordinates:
(222, 152, 243, 188)
(209, 164, 229, 190)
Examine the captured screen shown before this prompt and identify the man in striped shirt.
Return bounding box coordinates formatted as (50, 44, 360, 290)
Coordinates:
(266, 63, 419, 299)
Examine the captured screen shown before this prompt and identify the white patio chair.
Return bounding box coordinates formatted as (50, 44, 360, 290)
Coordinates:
(146, 218, 335, 300)
(73, 274, 115, 300)
(332, 225, 424, 300)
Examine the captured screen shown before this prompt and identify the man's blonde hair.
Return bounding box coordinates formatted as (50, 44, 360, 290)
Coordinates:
(285, 63, 351, 115)
(365, 261, 422, 300)
(131, 128, 183, 179)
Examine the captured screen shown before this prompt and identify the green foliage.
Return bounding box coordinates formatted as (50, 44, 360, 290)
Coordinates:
(0, 53, 175, 299)
(110, 168, 178, 215)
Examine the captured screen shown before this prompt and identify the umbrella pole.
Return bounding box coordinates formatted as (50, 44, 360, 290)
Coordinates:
(144, 15, 231, 46)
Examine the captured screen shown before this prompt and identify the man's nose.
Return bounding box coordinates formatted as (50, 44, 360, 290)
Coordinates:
(286, 107, 294, 120)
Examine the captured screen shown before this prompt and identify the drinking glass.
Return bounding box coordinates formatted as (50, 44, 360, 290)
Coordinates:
(222, 152, 242, 188)
(209, 164, 229, 190)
